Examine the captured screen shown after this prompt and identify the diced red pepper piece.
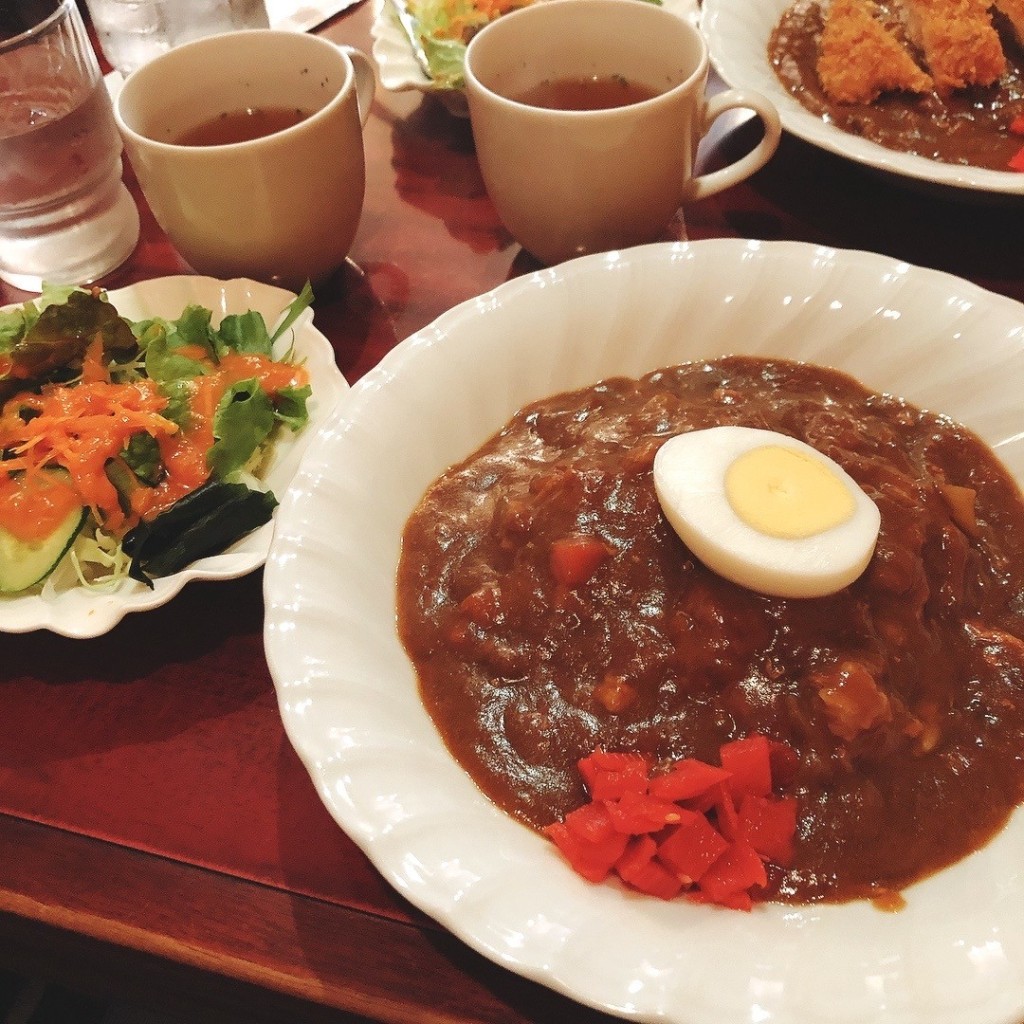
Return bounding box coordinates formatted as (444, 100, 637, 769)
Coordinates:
(578, 749, 650, 800)
(616, 836, 684, 900)
(1010, 144, 1024, 172)
(544, 820, 630, 883)
(648, 758, 732, 802)
(457, 585, 501, 626)
(698, 839, 768, 902)
(719, 734, 773, 799)
(1010, 114, 1024, 135)
(686, 888, 754, 912)
(564, 799, 618, 844)
(767, 740, 799, 788)
(712, 785, 742, 842)
(615, 834, 658, 876)
(549, 535, 612, 587)
(739, 794, 798, 867)
(605, 789, 687, 834)
(548, 739, 802, 910)
(656, 810, 729, 883)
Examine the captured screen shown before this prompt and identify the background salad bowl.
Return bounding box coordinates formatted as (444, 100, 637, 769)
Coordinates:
(265, 240, 1024, 1024)
(371, 0, 701, 115)
(0, 275, 348, 639)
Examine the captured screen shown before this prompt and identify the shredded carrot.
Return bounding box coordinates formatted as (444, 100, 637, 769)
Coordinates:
(0, 378, 176, 534)
(0, 347, 309, 536)
(79, 333, 109, 384)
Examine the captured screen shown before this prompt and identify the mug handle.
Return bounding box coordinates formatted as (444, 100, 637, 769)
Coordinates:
(684, 89, 782, 202)
(340, 44, 377, 127)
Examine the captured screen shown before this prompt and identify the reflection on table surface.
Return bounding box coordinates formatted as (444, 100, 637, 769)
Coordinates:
(2, 1, 1024, 1023)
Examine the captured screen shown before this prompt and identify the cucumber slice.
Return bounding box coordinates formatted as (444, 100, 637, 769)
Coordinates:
(0, 503, 87, 593)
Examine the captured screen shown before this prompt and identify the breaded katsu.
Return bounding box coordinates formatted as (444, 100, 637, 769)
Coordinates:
(901, 0, 1005, 92)
(817, 0, 933, 103)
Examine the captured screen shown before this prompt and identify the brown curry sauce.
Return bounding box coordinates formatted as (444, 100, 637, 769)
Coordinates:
(769, 0, 1024, 172)
(397, 358, 1024, 903)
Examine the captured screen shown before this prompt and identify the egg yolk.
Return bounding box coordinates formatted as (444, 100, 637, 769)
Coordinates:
(724, 445, 856, 540)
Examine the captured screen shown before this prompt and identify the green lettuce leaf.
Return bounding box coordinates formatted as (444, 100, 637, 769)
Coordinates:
(273, 384, 311, 432)
(143, 326, 209, 382)
(215, 310, 273, 357)
(207, 377, 275, 479)
(0, 290, 137, 400)
(421, 35, 468, 88)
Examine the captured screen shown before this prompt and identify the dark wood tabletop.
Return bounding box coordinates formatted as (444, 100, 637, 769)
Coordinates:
(2, 3, 1024, 1023)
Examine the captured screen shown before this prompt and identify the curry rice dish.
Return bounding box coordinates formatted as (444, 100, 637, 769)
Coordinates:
(397, 356, 1024, 905)
(770, 0, 1024, 170)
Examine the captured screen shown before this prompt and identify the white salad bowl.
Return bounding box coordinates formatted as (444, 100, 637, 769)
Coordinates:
(371, 0, 701, 115)
(0, 275, 348, 638)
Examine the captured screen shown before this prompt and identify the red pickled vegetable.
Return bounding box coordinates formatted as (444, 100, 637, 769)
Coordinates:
(719, 734, 773, 799)
(711, 785, 741, 842)
(606, 790, 685, 834)
(656, 811, 729, 883)
(564, 800, 618, 844)
(648, 758, 732, 802)
(739, 794, 798, 867)
(616, 837, 684, 900)
(549, 535, 612, 587)
(546, 735, 800, 910)
(578, 748, 650, 800)
(1010, 144, 1024, 172)
(544, 819, 629, 883)
(698, 839, 767, 902)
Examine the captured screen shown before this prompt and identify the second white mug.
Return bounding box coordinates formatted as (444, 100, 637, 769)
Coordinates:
(464, 0, 781, 266)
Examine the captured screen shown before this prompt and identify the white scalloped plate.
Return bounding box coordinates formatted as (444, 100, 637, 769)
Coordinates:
(0, 276, 349, 638)
(702, 0, 1024, 196)
(264, 240, 1024, 1024)
(371, 0, 700, 115)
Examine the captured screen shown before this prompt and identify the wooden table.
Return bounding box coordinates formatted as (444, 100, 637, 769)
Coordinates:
(2, 4, 1024, 1022)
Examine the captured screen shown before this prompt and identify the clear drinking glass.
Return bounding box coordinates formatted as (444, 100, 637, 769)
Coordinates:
(0, 0, 140, 292)
(83, 0, 271, 78)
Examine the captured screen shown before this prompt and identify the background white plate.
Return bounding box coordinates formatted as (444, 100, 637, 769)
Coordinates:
(0, 275, 349, 638)
(701, 0, 1024, 196)
(371, 0, 700, 115)
(264, 240, 1024, 1024)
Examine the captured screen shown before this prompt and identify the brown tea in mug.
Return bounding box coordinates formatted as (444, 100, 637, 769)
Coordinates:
(174, 106, 312, 146)
(513, 74, 659, 111)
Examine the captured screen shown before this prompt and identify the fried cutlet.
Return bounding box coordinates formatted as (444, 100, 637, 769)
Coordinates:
(901, 0, 1005, 92)
(817, 0, 933, 103)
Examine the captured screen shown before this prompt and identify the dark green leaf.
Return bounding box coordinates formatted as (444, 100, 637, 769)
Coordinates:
(0, 290, 136, 400)
(123, 480, 278, 586)
(121, 432, 163, 486)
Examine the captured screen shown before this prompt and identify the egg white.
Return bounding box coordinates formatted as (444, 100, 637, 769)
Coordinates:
(653, 426, 881, 599)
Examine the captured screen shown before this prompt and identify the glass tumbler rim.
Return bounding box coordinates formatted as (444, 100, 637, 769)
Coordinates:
(0, 0, 75, 53)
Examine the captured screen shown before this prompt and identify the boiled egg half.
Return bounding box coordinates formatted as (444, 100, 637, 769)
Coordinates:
(653, 426, 880, 599)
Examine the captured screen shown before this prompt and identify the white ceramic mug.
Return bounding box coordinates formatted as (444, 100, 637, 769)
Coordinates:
(464, 0, 781, 265)
(115, 29, 375, 289)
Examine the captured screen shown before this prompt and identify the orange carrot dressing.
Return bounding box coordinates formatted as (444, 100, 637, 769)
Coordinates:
(130, 351, 309, 523)
(0, 470, 81, 543)
(0, 344, 308, 536)
(0, 379, 177, 535)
